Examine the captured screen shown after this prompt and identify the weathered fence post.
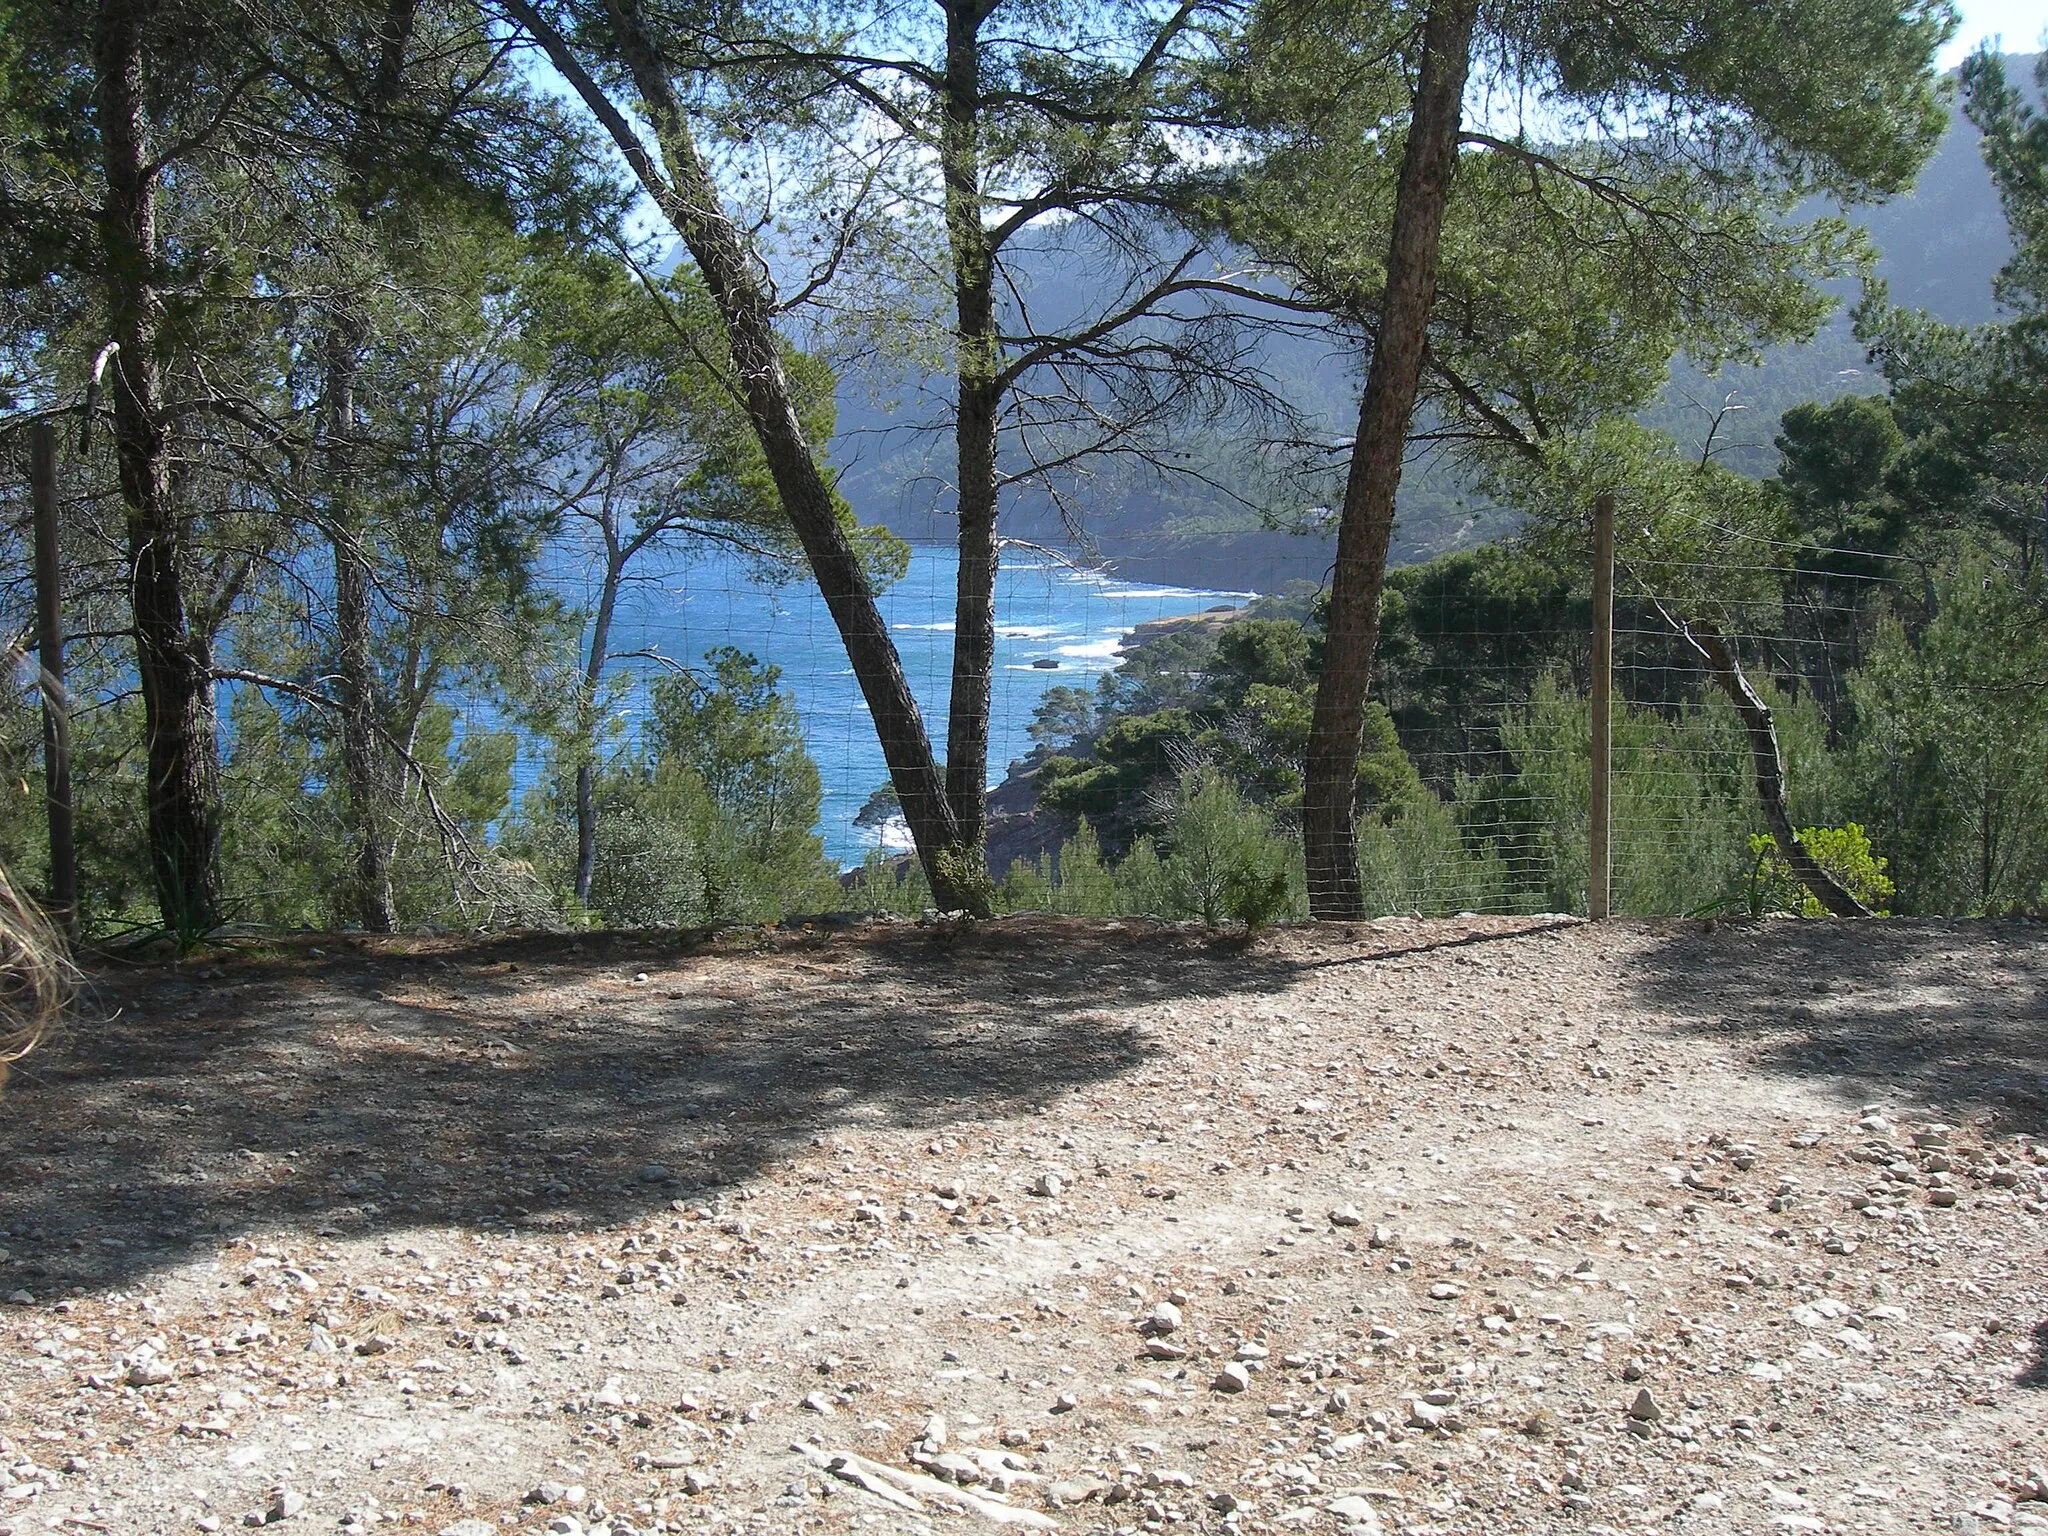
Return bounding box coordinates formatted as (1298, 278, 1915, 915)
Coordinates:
(30, 420, 77, 942)
(1588, 491, 1614, 920)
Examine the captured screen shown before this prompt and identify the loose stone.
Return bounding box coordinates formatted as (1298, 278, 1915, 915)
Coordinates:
(1139, 1301, 1183, 1336)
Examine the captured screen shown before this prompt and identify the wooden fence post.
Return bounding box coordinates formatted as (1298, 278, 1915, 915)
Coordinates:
(1588, 491, 1614, 920)
(30, 420, 77, 942)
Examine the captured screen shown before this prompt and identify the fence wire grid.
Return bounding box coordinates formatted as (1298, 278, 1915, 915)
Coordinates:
(0, 477, 1938, 929)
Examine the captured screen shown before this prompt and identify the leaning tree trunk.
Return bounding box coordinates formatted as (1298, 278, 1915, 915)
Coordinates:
(508, 0, 981, 913)
(1679, 617, 1869, 917)
(97, 0, 222, 937)
(941, 0, 1001, 877)
(1301, 0, 1478, 920)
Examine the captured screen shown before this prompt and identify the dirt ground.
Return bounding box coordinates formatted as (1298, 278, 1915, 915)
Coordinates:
(1, 914, 2045, 1536)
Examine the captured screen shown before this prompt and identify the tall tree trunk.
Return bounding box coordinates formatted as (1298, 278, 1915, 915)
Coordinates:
(324, 332, 397, 931)
(332, 528, 391, 931)
(508, 0, 983, 913)
(97, 0, 222, 937)
(574, 544, 623, 908)
(941, 0, 1001, 875)
(322, 0, 417, 933)
(30, 422, 78, 942)
(1301, 0, 1477, 920)
(1678, 616, 1870, 918)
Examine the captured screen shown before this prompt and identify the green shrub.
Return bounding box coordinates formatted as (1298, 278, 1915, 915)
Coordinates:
(508, 647, 841, 926)
(1848, 558, 2048, 914)
(850, 848, 932, 917)
(1121, 766, 1303, 925)
(997, 821, 1120, 916)
(1358, 785, 1523, 916)
(1113, 836, 1170, 916)
(1746, 824, 1895, 916)
(1478, 671, 1835, 916)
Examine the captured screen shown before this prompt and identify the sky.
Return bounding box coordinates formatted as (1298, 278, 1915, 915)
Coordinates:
(1942, 0, 2046, 65)
(541, 1, 2044, 257)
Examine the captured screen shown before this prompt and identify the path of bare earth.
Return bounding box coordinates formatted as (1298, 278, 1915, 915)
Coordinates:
(1, 915, 2044, 1536)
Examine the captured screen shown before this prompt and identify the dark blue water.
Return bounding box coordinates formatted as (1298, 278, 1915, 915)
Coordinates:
(549, 542, 1252, 863)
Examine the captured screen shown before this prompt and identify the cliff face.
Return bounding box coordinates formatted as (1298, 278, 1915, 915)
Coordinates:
(983, 757, 1076, 882)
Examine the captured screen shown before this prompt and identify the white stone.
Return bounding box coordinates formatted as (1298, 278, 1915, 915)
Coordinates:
(1139, 1302, 1182, 1337)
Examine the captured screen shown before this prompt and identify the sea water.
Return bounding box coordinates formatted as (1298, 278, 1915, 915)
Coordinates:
(556, 540, 1252, 864)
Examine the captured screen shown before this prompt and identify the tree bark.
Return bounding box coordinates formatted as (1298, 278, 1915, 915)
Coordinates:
(30, 422, 77, 942)
(1301, 0, 1477, 920)
(1679, 618, 1870, 918)
(507, 0, 982, 912)
(321, 0, 417, 933)
(574, 529, 623, 908)
(324, 335, 398, 932)
(941, 0, 1001, 875)
(97, 0, 223, 938)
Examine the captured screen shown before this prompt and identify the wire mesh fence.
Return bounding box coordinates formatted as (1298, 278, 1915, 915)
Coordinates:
(1340, 559, 1906, 922)
(0, 487, 1950, 933)
(510, 537, 1266, 870)
(425, 529, 1913, 925)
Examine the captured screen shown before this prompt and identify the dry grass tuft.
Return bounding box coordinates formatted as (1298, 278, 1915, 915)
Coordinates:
(0, 862, 68, 1094)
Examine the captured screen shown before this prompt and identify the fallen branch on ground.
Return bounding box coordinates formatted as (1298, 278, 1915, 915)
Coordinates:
(793, 1442, 1060, 1529)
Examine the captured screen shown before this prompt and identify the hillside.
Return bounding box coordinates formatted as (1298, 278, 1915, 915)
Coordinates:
(829, 59, 2034, 591)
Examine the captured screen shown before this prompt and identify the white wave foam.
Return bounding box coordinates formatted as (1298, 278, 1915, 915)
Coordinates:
(855, 814, 916, 853)
(1056, 638, 1124, 660)
(1093, 587, 1255, 601)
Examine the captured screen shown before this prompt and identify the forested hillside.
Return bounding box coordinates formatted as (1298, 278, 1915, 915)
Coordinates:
(828, 61, 2035, 592)
(0, 0, 2041, 941)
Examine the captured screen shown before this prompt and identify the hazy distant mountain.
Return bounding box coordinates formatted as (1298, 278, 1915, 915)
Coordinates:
(1853, 62, 2023, 325)
(1652, 56, 2032, 479)
(828, 56, 2035, 592)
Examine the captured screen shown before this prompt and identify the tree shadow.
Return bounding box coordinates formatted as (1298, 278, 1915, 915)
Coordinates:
(2020, 1318, 2048, 1391)
(0, 917, 1326, 1297)
(1622, 917, 2048, 1137)
(1619, 917, 2048, 1396)
(0, 911, 1648, 1299)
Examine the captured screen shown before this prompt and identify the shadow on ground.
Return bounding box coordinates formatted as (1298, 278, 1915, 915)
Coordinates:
(2021, 1319, 2048, 1391)
(0, 917, 1353, 1297)
(1625, 917, 2048, 1137)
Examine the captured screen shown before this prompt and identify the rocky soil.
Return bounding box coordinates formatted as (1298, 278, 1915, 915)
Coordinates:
(1, 915, 2045, 1536)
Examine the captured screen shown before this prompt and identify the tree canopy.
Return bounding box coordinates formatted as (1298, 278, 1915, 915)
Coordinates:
(2, 0, 2041, 939)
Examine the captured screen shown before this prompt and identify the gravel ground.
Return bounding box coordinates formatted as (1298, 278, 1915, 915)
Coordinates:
(1, 914, 2045, 1536)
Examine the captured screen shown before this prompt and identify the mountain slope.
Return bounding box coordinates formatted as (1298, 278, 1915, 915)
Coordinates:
(828, 57, 2034, 591)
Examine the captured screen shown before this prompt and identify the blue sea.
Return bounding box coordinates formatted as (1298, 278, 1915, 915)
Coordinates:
(547, 542, 1252, 864)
